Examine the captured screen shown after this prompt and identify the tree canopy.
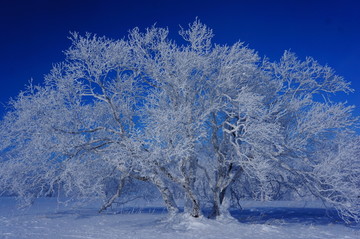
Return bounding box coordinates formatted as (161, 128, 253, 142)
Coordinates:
(0, 19, 359, 223)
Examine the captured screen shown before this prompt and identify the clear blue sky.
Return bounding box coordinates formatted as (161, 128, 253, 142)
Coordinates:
(0, 0, 359, 118)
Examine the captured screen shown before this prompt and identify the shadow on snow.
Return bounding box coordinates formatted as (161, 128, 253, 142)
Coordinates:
(44, 205, 357, 227)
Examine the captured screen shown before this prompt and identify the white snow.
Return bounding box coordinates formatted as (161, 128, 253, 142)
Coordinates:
(0, 197, 358, 239)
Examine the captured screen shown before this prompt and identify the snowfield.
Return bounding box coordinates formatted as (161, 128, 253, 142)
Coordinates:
(0, 198, 358, 239)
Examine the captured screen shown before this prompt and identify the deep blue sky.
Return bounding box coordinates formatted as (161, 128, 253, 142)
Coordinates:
(0, 0, 359, 118)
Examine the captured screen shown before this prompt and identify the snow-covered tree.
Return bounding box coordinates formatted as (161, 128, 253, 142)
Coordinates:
(0, 19, 359, 222)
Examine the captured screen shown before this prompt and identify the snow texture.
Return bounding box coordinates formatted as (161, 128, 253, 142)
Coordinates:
(0, 198, 358, 239)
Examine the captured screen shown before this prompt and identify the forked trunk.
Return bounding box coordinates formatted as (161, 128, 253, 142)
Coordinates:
(210, 186, 229, 218)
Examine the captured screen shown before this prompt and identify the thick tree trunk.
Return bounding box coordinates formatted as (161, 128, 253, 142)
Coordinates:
(211, 164, 244, 218)
(210, 186, 231, 218)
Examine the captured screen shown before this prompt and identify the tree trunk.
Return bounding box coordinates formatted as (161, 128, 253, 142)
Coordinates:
(211, 187, 221, 218)
(219, 186, 231, 217)
(153, 176, 179, 215)
(99, 175, 127, 213)
(183, 184, 202, 217)
(211, 186, 232, 218)
(182, 157, 202, 218)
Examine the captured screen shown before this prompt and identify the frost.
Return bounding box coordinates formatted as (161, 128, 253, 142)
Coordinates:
(0, 19, 359, 223)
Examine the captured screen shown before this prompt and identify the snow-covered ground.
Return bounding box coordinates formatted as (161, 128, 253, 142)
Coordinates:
(0, 197, 358, 239)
